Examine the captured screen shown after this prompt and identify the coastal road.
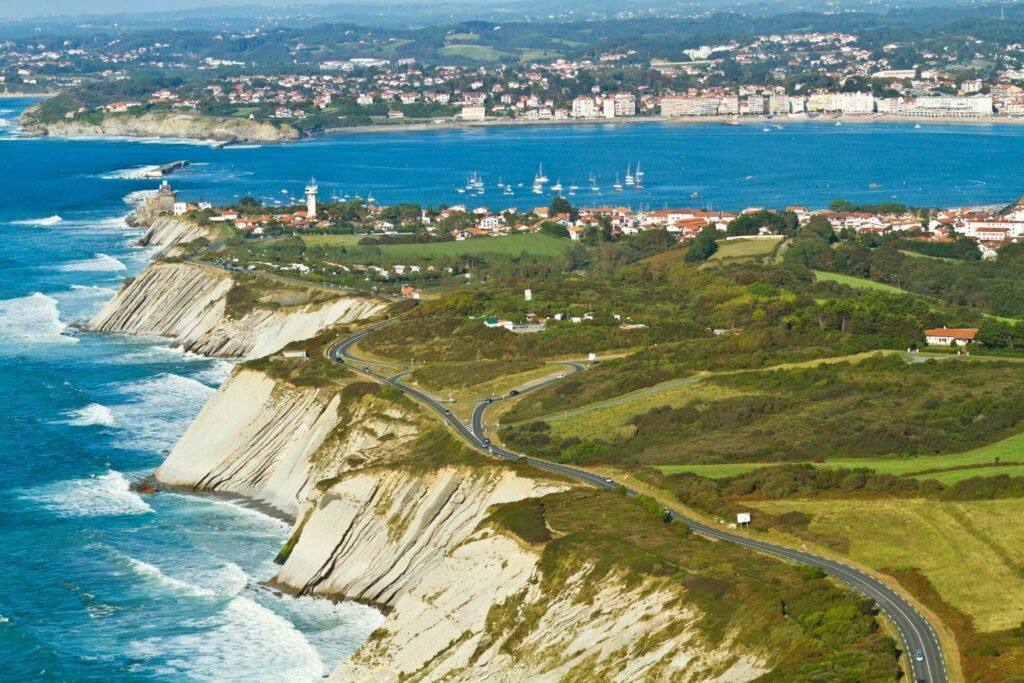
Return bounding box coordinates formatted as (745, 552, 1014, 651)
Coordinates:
(329, 325, 948, 683)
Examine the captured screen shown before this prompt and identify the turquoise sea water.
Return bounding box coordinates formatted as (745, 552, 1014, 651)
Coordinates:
(4, 97, 1024, 680)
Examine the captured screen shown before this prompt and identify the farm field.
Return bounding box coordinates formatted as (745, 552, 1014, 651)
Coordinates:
(657, 429, 1024, 479)
(300, 233, 571, 258)
(439, 44, 513, 61)
(542, 350, 905, 439)
(706, 237, 783, 263)
(813, 270, 904, 293)
(748, 497, 1024, 632)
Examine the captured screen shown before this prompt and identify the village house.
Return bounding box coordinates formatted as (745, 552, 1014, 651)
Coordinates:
(924, 327, 977, 347)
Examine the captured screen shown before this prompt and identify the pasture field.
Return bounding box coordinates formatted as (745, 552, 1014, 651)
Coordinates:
(657, 430, 1024, 479)
(439, 45, 513, 61)
(813, 270, 904, 293)
(300, 233, 571, 259)
(749, 497, 1024, 632)
(707, 237, 783, 263)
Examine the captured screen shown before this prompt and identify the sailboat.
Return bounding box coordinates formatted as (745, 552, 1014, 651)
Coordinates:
(635, 163, 644, 179)
(504, 185, 514, 196)
(535, 162, 549, 184)
(624, 164, 635, 186)
(588, 173, 600, 192)
(551, 178, 563, 193)
(613, 174, 624, 192)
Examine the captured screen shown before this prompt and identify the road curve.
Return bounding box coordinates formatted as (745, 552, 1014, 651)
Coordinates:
(329, 325, 948, 683)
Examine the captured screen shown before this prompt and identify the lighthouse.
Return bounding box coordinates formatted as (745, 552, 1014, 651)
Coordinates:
(305, 177, 318, 219)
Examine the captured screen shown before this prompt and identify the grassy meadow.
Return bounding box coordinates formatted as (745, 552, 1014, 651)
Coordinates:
(300, 233, 572, 259)
(749, 498, 1024, 632)
(813, 270, 904, 293)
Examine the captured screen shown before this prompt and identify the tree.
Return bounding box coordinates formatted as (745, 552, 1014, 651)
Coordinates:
(549, 196, 579, 220)
(539, 221, 569, 239)
(685, 226, 719, 262)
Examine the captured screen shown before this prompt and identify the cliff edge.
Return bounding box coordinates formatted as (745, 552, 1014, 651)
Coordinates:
(87, 261, 385, 358)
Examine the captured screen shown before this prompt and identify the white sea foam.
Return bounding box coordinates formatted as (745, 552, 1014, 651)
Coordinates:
(101, 165, 160, 180)
(123, 189, 158, 206)
(26, 470, 153, 518)
(193, 359, 236, 387)
(129, 597, 326, 682)
(69, 283, 118, 295)
(66, 403, 116, 427)
(56, 253, 127, 273)
(110, 373, 215, 452)
(124, 557, 217, 597)
(11, 214, 62, 226)
(190, 495, 291, 534)
(0, 292, 76, 346)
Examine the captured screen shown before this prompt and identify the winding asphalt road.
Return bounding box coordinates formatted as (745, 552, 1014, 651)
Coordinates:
(329, 325, 948, 683)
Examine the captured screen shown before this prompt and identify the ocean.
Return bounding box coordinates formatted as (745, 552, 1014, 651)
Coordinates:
(2, 96, 1024, 680)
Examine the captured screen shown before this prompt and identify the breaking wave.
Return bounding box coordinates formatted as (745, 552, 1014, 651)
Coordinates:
(0, 292, 76, 346)
(66, 403, 116, 427)
(110, 373, 215, 452)
(128, 597, 327, 682)
(24, 470, 153, 518)
(56, 253, 127, 272)
(11, 215, 62, 226)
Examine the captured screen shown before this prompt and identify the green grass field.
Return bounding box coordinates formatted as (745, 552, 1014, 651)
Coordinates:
(750, 497, 1024, 631)
(300, 234, 363, 247)
(813, 270, 904, 293)
(899, 249, 957, 263)
(518, 48, 563, 61)
(439, 45, 513, 61)
(707, 237, 783, 262)
(658, 429, 1024, 479)
(298, 233, 571, 259)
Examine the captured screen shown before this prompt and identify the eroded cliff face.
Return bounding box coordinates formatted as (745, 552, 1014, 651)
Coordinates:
(87, 261, 385, 359)
(333, 530, 766, 683)
(136, 216, 214, 257)
(156, 365, 770, 682)
(278, 465, 765, 683)
(157, 371, 418, 515)
(274, 467, 566, 605)
(21, 111, 301, 142)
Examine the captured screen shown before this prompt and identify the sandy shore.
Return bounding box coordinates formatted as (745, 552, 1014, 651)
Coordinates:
(316, 112, 1024, 138)
(19, 107, 1024, 144)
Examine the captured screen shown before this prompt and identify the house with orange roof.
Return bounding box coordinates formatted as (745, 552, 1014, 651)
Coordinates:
(924, 327, 977, 346)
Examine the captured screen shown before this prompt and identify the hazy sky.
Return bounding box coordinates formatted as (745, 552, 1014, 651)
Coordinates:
(1, 0, 351, 18)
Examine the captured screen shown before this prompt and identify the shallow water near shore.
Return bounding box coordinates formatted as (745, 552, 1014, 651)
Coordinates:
(4, 94, 1024, 679)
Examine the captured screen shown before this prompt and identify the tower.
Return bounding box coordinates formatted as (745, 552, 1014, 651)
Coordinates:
(155, 180, 177, 213)
(305, 177, 318, 218)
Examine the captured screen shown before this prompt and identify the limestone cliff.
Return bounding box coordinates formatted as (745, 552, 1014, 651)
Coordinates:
(157, 372, 418, 515)
(137, 216, 216, 257)
(274, 467, 566, 605)
(154, 365, 774, 682)
(87, 261, 385, 359)
(278, 467, 764, 683)
(20, 110, 301, 143)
